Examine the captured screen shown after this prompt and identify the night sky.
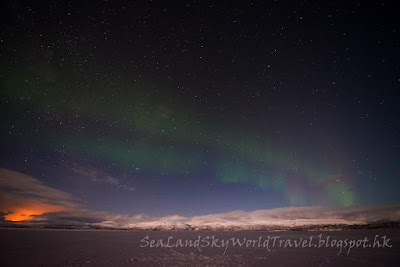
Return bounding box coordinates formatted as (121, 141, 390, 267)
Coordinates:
(1, 0, 399, 221)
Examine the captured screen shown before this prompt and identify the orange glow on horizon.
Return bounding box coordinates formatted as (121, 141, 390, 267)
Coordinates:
(1, 199, 74, 221)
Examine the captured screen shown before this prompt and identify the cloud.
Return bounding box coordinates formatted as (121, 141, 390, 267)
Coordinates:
(314, 174, 344, 186)
(0, 168, 82, 221)
(71, 166, 135, 191)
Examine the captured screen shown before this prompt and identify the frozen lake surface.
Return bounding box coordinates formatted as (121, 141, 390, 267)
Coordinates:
(1, 228, 399, 266)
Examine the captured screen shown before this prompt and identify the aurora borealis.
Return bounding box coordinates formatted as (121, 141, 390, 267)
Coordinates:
(1, 0, 399, 221)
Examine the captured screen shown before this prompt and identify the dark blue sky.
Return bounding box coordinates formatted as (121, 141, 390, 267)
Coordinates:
(0, 0, 399, 219)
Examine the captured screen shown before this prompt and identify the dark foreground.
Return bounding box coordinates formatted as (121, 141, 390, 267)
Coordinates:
(1, 228, 399, 266)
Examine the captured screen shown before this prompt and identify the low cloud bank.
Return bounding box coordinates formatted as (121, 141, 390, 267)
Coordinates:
(0, 168, 82, 221)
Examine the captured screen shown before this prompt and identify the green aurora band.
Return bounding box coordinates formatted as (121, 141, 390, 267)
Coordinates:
(0, 69, 355, 206)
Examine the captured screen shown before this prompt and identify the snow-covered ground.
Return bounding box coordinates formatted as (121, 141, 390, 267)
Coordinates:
(1, 228, 399, 266)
